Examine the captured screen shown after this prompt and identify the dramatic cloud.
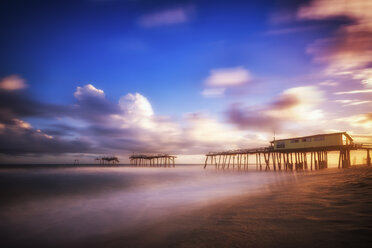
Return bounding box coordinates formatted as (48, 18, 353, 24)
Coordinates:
(119, 93, 154, 118)
(298, 0, 372, 22)
(204, 67, 251, 87)
(138, 6, 193, 28)
(0, 118, 92, 155)
(227, 86, 325, 132)
(0, 75, 27, 91)
(1, 83, 255, 158)
(298, 0, 372, 85)
(72, 84, 120, 123)
(305, 28, 372, 76)
(227, 105, 278, 132)
(0, 89, 66, 123)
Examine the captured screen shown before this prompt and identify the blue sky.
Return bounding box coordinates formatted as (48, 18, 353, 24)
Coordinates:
(0, 0, 371, 163)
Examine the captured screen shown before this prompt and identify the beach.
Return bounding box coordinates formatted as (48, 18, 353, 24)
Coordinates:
(1, 165, 371, 247)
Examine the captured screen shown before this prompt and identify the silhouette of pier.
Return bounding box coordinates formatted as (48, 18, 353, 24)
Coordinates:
(130, 154, 176, 167)
(95, 156, 119, 165)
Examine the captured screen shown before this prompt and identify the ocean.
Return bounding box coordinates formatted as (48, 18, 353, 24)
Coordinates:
(0, 164, 371, 247)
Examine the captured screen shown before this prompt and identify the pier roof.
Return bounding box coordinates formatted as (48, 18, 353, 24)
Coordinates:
(270, 132, 353, 143)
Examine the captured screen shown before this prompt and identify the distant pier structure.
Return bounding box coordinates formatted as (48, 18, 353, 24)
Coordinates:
(130, 154, 177, 167)
(205, 132, 372, 171)
(95, 156, 120, 165)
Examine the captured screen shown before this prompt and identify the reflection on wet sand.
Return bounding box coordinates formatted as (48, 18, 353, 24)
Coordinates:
(0, 165, 371, 247)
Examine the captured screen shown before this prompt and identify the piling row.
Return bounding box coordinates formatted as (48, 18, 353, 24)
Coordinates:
(95, 156, 119, 165)
(338, 149, 350, 168)
(130, 155, 176, 167)
(204, 149, 358, 171)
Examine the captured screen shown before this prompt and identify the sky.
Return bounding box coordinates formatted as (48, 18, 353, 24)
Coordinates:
(0, 0, 371, 163)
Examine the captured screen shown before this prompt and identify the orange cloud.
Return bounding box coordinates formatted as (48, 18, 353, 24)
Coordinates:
(338, 112, 372, 129)
(227, 86, 325, 132)
(0, 75, 27, 91)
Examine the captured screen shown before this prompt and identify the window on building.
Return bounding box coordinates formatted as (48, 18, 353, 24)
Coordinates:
(277, 141, 285, 148)
(342, 135, 349, 145)
(290, 139, 299, 143)
(314, 136, 325, 141)
(302, 138, 312, 142)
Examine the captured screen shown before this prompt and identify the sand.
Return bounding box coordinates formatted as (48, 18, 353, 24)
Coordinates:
(1, 165, 371, 248)
(76, 167, 372, 248)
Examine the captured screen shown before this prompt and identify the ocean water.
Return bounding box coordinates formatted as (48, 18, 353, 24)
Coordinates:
(0, 165, 371, 247)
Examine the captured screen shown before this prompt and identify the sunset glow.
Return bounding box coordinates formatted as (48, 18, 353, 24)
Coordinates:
(1, 1, 372, 248)
(0, 0, 371, 163)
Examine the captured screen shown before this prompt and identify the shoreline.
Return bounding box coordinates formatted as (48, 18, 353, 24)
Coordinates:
(74, 166, 372, 248)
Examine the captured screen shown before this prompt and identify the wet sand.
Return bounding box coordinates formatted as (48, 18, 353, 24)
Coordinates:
(80, 167, 372, 248)
(1, 165, 372, 248)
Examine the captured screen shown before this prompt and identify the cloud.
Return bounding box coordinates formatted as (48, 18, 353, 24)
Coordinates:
(0, 118, 92, 155)
(265, 86, 324, 124)
(298, 0, 372, 22)
(334, 89, 372, 95)
(204, 66, 251, 87)
(338, 112, 372, 129)
(72, 84, 120, 123)
(201, 88, 225, 98)
(74, 84, 105, 100)
(119, 93, 154, 118)
(183, 112, 252, 152)
(184, 113, 239, 145)
(334, 99, 372, 106)
(305, 28, 372, 75)
(0, 89, 67, 123)
(0, 75, 27, 91)
(353, 68, 372, 87)
(13, 118, 32, 129)
(0, 84, 116, 156)
(318, 80, 339, 86)
(138, 6, 193, 28)
(2, 83, 249, 157)
(0, 81, 276, 159)
(298, 0, 372, 85)
(227, 86, 325, 132)
(227, 105, 278, 132)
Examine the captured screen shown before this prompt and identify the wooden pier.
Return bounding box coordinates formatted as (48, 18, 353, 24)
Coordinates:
(204, 132, 372, 171)
(204, 144, 371, 171)
(95, 156, 120, 165)
(129, 154, 176, 167)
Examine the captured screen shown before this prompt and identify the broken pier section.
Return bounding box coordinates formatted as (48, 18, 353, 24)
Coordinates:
(129, 154, 176, 167)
